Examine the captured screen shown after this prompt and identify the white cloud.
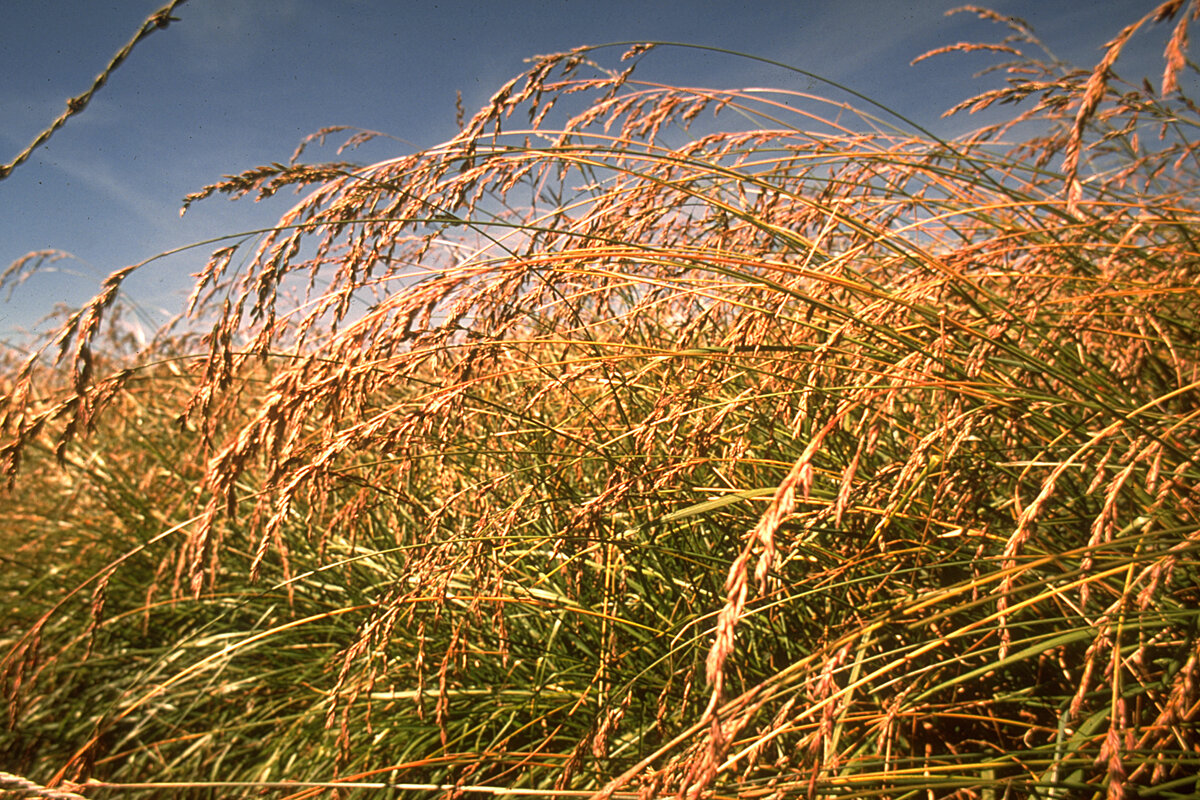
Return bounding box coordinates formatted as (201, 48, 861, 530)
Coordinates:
(172, 0, 309, 72)
(41, 150, 178, 238)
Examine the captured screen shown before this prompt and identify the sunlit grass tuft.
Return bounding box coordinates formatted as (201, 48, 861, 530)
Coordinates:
(4, 6, 1200, 799)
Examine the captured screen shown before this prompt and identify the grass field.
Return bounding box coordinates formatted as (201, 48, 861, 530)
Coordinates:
(3, 5, 1199, 798)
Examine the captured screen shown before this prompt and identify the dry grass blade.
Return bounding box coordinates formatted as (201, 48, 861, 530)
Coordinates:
(0, 771, 87, 799)
(0, 0, 189, 182)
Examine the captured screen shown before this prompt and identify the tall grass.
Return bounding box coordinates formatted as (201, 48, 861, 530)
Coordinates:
(3, 5, 1200, 798)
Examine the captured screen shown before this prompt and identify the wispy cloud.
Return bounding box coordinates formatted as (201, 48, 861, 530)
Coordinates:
(172, 0, 310, 73)
(40, 151, 179, 239)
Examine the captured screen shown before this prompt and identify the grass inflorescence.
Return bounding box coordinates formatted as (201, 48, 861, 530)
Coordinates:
(3, 5, 1200, 798)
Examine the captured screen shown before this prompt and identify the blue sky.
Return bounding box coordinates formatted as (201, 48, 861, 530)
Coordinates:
(0, 0, 1166, 348)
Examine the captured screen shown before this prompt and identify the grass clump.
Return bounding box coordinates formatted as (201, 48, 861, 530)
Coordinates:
(3, 5, 1200, 798)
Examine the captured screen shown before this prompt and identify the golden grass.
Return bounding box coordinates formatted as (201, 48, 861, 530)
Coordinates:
(3, 4, 1200, 798)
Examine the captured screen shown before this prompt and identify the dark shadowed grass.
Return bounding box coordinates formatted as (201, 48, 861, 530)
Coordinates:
(3, 5, 1200, 799)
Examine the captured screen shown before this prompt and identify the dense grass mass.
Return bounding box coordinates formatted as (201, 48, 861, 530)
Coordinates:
(3, 6, 1200, 799)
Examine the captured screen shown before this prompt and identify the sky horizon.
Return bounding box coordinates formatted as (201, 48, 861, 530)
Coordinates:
(0, 0, 1170, 349)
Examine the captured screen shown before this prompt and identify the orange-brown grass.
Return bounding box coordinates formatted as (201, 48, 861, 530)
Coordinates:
(3, 5, 1200, 799)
